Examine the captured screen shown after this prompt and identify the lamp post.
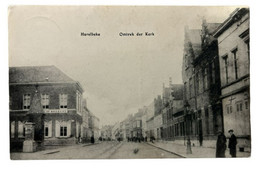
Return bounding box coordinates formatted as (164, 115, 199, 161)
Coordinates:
(184, 100, 192, 154)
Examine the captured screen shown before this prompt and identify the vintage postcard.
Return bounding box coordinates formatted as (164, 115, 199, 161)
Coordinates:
(8, 6, 250, 160)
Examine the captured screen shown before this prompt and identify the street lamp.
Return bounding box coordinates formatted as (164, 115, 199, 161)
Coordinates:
(184, 100, 192, 154)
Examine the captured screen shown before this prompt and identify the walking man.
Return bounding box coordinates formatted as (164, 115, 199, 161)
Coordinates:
(228, 129, 237, 157)
(216, 130, 226, 158)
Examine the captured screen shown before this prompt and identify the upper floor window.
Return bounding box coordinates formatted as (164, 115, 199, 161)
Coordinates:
(195, 72, 199, 94)
(222, 55, 229, 84)
(232, 48, 239, 80)
(41, 94, 49, 109)
(59, 94, 67, 109)
(203, 68, 208, 91)
(137, 120, 141, 128)
(23, 94, 31, 110)
(245, 100, 249, 110)
(211, 60, 216, 84)
(76, 91, 82, 112)
(189, 78, 193, 98)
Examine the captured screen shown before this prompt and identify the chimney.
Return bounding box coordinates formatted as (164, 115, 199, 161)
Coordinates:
(169, 77, 172, 86)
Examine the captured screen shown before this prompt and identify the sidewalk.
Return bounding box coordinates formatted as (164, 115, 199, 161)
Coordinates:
(10, 142, 100, 160)
(147, 140, 250, 158)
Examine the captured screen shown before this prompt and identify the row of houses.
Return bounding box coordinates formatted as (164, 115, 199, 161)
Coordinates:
(9, 65, 100, 151)
(113, 8, 250, 150)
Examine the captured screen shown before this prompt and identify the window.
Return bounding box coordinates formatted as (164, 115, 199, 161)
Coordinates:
(226, 105, 232, 114)
(203, 68, 208, 90)
(223, 55, 229, 84)
(236, 102, 243, 112)
(246, 40, 250, 71)
(211, 60, 216, 84)
(9, 97, 12, 109)
(232, 48, 239, 80)
(41, 94, 49, 109)
(60, 126, 67, 136)
(189, 78, 193, 98)
(59, 94, 67, 109)
(137, 120, 141, 128)
(76, 91, 82, 112)
(245, 100, 249, 109)
(196, 73, 199, 94)
(23, 94, 31, 110)
(205, 108, 209, 134)
(45, 127, 49, 137)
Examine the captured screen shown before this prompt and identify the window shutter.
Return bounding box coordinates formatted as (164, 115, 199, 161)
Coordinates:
(64, 94, 68, 107)
(55, 120, 60, 137)
(67, 120, 71, 137)
(49, 121, 52, 137)
(11, 121, 15, 138)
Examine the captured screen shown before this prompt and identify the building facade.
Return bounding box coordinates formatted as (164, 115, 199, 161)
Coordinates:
(182, 20, 223, 147)
(214, 8, 250, 150)
(10, 66, 84, 151)
(161, 83, 184, 141)
(89, 111, 100, 141)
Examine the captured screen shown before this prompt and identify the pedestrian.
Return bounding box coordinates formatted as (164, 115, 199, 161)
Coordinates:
(216, 130, 227, 158)
(91, 136, 95, 144)
(199, 133, 203, 146)
(228, 129, 237, 157)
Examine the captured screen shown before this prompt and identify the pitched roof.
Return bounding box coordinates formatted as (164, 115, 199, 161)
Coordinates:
(9, 65, 75, 84)
(214, 8, 249, 37)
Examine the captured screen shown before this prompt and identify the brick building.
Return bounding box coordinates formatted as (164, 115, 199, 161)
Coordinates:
(161, 83, 184, 141)
(182, 20, 223, 147)
(214, 8, 250, 150)
(9, 66, 84, 151)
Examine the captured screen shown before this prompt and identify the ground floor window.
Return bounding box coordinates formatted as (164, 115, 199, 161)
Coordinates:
(60, 126, 67, 136)
(11, 121, 15, 138)
(45, 127, 49, 137)
(245, 100, 249, 109)
(44, 121, 52, 137)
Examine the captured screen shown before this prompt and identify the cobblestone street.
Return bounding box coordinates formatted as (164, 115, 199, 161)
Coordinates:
(10, 142, 182, 160)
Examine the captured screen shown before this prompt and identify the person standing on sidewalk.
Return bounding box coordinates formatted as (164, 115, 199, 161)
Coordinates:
(216, 130, 227, 158)
(228, 129, 237, 157)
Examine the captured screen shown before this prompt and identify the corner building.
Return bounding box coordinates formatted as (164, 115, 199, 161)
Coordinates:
(214, 8, 250, 150)
(10, 66, 84, 151)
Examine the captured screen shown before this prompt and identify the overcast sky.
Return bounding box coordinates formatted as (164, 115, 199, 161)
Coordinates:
(9, 6, 238, 125)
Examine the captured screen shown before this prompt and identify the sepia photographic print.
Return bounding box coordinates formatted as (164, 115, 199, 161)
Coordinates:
(8, 6, 250, 160)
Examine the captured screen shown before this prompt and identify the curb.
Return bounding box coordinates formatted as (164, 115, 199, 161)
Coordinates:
(146, 142, 186, 158)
